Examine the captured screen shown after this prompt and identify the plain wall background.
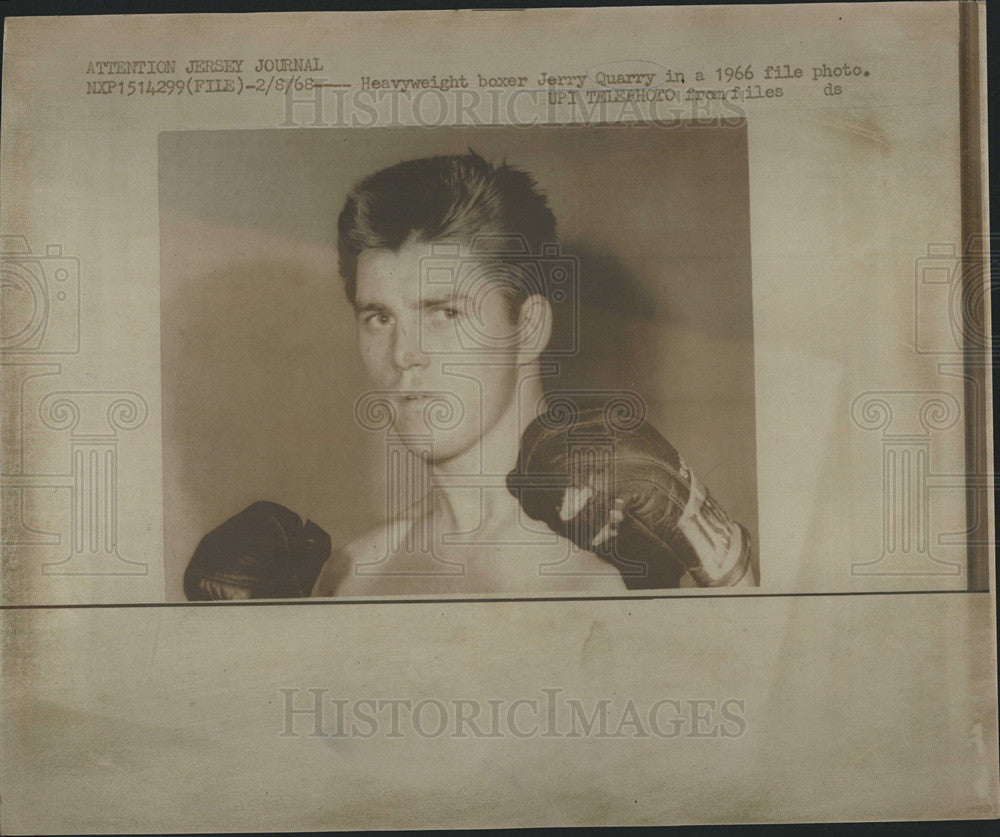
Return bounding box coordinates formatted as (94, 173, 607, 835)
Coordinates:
(159, 124, 757, 600)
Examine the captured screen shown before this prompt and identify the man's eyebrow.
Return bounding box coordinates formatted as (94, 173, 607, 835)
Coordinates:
(420, 292, 471, 309)
(352, 301, 389, 315)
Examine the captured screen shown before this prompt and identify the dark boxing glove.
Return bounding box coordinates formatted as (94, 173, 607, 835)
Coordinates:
(507, 404, 751, 589)
(184, 500, 332, 600)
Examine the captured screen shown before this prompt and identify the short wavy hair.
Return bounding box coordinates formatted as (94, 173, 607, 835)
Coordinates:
(336, 150, 558, 312)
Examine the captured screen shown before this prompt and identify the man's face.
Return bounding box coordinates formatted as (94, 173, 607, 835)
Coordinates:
(353, 237, 525, 464)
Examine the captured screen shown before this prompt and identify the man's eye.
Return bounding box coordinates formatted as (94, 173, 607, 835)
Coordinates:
(441, 307, 460, 319)
(364, 313, 392, 328)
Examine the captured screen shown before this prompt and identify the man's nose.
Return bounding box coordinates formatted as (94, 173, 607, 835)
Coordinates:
(390, 321, 427, 371)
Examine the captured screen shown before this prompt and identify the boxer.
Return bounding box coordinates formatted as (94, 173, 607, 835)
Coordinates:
(184, 152, 751, 599)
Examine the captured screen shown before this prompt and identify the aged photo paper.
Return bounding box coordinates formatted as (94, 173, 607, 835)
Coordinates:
(1, 2, 997, 830)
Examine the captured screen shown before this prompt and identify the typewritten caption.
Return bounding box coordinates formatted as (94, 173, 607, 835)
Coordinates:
(83, 58, 872, 116)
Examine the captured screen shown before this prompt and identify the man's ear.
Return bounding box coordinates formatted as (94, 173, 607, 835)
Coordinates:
(515, 294, 553, 365)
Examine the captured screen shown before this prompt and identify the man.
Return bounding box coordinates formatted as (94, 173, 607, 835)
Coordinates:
(184, 151, 752, 600)
(314, 151, 630, 596)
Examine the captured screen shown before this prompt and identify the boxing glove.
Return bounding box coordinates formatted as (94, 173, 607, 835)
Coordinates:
(184, 500, 332, 600)
(507, 404, 752, 589)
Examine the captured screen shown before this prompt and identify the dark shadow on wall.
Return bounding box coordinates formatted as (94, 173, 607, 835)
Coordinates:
(160, 257, 379, 598)
(544, 240, 663, 394)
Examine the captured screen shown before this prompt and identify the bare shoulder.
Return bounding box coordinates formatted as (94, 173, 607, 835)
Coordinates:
(340, 521, 395, 564)
(311, 517, 422, 597)
(554, 549, 629, 594)
(310, 522, 385, 597)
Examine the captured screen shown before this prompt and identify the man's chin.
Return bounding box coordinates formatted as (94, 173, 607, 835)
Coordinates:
(389, 426, 466, 463)
(414, 443, 463, 465)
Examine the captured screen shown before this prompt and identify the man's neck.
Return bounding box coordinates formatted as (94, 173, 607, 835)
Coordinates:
(428, 370, 546, 537)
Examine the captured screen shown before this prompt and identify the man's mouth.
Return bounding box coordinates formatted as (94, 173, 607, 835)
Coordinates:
(399, 392, 431, 403)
